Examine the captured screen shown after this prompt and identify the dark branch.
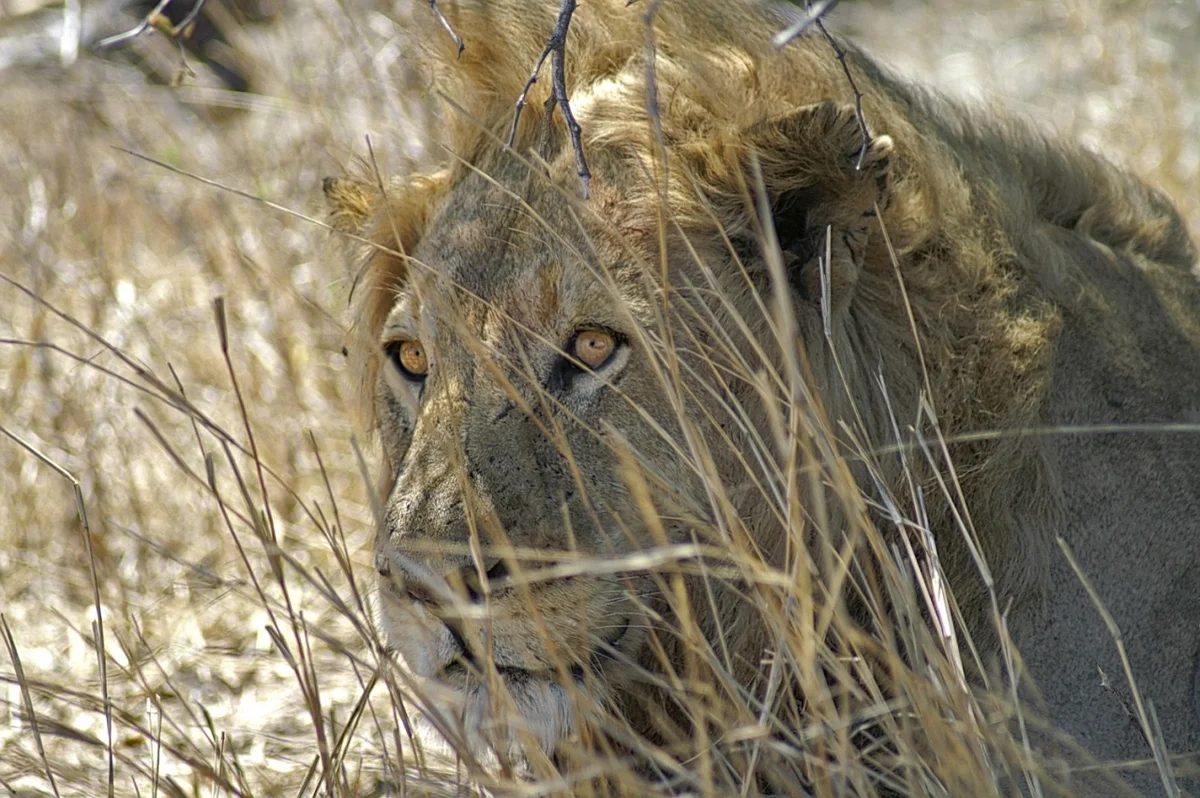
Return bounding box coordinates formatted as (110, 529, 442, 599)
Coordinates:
(429, 0, 464, 58)
(507, 0, 591, 198)
(96, 0, 207, 50)
(775, 1, 873, 172)
(170, 0, 207, 36)
(771, 0, 840, 48)
(507, 44, 555, 148)
(814, 16, 873, 172)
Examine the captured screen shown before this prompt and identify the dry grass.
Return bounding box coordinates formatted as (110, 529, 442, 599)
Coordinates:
(0, 0, 1196, 796)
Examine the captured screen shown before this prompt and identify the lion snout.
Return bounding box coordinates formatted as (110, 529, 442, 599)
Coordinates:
(380, 555, 630, 674)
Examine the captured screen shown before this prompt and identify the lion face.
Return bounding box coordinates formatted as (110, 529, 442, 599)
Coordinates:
(330, 85, 900, 769)
(366, 159, 717, 770)
(323, 0, 906, 769)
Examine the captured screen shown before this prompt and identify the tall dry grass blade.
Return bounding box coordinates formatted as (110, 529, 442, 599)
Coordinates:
(211, 438, 285, 635)
(211, 731, 228, 798)
(113, 148, 339, 236)
(0, 614, 61, 798)
(147, 697, 163, 798)
(0, 420, 113, 797)
(997, 609, 1045, 798)
(213, 297, 278, 547)
(293, 755, 320, 798)
(197, 704, 252, 798)
(308, 432, 367, 617)
(118, 620, 223, 772)
(295, 611, 336, 797)
(873, 202, 931, 404)
(329, 673, 379, 786)
(1056, 537, 1180, 796)
(350, 436, 425, 787)
(168, 362, 209, 464)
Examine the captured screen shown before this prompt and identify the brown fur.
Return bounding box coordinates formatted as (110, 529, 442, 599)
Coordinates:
(327, 0, 1200, 792)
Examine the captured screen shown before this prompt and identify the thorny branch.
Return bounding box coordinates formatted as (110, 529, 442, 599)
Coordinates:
(815, 17, 873, 171)
(771, 0, 840, 48)
(429, 0, 464, 57)
(506, 0, 592, 198)
(774, 0, 873, 172)
(96, 0, 208, 49)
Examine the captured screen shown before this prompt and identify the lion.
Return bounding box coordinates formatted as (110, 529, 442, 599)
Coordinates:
(325, 0, 1200, 793)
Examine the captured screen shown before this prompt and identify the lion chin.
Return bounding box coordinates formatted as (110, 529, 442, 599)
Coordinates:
(376, 586, 586, 775)
(407, 672, 576, 777)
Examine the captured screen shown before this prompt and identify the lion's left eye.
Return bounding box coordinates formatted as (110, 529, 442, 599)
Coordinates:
(384, 339, 429, 382)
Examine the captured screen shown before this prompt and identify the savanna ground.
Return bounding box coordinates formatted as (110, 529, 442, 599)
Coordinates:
(1, 0, 1197, 796)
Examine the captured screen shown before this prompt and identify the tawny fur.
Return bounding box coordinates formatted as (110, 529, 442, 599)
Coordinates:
(327, 1, 1200, 793)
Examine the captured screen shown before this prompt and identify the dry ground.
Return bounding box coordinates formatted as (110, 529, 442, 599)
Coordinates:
(0, 0, 1196, 796)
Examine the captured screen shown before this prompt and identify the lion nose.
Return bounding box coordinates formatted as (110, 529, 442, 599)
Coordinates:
(456, 559, 509, 602)
(399, 560, 509, 606)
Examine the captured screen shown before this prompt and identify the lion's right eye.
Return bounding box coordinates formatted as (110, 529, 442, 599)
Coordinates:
(571, 329, 617, 370)
(384, 340, 429, 382)
(565, 327, 622, 372)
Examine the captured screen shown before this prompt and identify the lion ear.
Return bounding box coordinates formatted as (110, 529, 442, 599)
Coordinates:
(740, 101, 893, 314)
(333, 169, 450, 424)
(323, 176, 378, 236)
(323, 170, 450, 262)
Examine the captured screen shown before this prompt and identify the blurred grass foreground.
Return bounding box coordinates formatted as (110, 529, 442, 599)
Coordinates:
(1, 0, 1198, 796)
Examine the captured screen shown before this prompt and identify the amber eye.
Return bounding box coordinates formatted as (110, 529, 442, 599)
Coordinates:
(385, 340, 429, 381)
(571, 328, 618, 370)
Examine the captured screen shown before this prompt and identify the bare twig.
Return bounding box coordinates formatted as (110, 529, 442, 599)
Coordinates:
(96, 0, 208, 50)
(814, 18, 872, 172)
(772, 0, 840, 48)
(506, 39, 553, 148)
(774, 1, 872, 171)
(507, 0, 591, 198)
(428, 0, 464, 57)
(96, 0, 169, 49)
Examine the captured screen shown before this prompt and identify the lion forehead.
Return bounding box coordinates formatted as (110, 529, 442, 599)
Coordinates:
(411, 206, 638, 340)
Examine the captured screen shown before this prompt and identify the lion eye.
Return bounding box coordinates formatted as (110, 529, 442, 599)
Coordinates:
(385, 339, 429, 381)
(571, 328, 617, 370)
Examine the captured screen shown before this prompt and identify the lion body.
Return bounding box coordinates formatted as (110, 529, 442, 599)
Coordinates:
(328, 0, 1200, 793)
